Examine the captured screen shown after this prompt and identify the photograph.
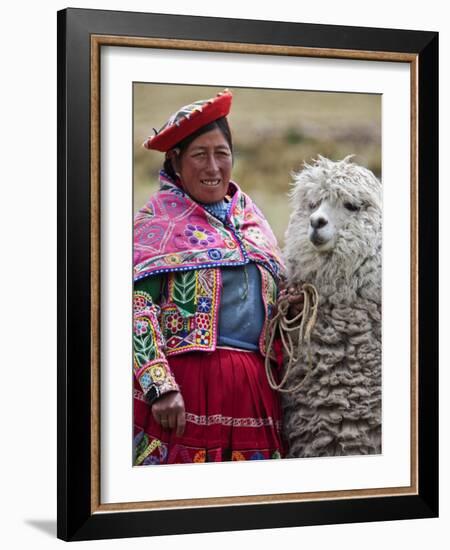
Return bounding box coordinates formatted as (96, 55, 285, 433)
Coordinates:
(132, 84, 382, 466)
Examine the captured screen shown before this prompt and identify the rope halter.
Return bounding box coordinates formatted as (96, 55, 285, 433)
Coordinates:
(265, 283, 319, 393)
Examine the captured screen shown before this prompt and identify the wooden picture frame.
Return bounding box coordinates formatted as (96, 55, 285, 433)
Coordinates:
(57, 7, 438, 541)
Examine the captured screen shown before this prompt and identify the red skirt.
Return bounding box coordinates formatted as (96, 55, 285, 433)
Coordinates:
(133, 348, 286, 465)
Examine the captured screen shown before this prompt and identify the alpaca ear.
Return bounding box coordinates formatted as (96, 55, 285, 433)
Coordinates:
(290, 159, 312, 181)
(341, 153, 356, 164)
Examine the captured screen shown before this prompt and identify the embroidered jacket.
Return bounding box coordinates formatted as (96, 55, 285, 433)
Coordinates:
(133, 171, 285, 404)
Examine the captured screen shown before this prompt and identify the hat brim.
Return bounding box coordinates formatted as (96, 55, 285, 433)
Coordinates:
(143, 90, 233, 152)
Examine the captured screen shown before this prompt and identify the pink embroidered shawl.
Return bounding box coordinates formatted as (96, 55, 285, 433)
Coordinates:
(134, 172, 285, 282)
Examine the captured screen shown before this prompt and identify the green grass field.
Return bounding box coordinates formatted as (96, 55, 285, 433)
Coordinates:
(134, 84, 381, 246)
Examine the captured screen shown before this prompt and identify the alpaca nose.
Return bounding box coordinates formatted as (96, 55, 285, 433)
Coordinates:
(311, 216, 328, 229)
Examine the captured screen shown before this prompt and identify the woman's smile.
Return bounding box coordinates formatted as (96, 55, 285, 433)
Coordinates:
(201, 179, 221, 186)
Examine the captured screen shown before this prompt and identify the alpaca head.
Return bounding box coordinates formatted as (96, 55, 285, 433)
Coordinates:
(284, 156, 382, 289)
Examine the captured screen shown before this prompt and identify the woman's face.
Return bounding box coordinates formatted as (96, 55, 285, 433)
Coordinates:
(176, 127, 232, 204)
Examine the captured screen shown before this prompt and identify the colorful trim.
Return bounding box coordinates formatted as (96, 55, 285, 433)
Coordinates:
(185, 412, 282, 431)
(134, 431, 283, 465)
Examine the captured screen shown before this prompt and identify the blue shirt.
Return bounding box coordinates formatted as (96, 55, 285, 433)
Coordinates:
(203, 199, 265, 351)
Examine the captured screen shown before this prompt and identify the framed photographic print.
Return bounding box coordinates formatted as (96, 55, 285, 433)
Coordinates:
(57, 7, 438, 541)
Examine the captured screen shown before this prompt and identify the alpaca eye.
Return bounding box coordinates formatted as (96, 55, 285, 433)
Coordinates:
(344, 202, 359, 212)
(309, 201, 320, 210)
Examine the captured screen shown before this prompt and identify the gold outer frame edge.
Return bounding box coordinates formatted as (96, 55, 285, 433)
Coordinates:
(90, 35, 419, 514)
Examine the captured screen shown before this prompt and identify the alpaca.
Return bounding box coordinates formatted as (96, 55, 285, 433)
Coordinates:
(281, 156, 382, 458)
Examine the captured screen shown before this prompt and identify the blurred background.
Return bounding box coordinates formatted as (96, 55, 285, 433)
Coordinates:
(134, 84, 381, 246)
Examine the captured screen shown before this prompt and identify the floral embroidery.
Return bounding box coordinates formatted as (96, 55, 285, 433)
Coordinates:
(193, 450, 206, 463)
(196, 313, 209, 330)
(196, 329, 210, 345)
(166, 254, 181, 265)
(197, 296, 211, 313)
(184, 224, 215, 246)
(161, 195, 188, 215)
(166, 313, 184, 333)
(134, 292, 151, 313)
(224, 238, 237, 249)
(144, 224, 166, 248)
(231, 451, 246, 461)
(250, 452, 265, 460)
(149, 365, 166, 383)
(207, 248, 222, 260)
(134, 319, 149, 336)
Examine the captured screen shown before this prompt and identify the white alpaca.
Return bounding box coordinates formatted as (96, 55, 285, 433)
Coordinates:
(282, 156, 382, 457)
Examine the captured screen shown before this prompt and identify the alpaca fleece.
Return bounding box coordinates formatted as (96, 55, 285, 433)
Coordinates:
(282, 156, 382, 458)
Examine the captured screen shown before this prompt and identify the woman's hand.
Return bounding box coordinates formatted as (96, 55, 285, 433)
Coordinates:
(152, 391, 186, 437)
(279, 282, 305, 319)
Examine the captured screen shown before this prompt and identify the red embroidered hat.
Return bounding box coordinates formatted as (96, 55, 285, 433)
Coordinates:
(143, 89, 233, 152)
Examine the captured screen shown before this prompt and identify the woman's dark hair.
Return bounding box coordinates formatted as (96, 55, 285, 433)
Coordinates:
(163, 117, 233, 180)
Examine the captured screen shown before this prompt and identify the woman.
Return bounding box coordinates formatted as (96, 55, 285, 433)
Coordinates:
(133, 89, 287, 465)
